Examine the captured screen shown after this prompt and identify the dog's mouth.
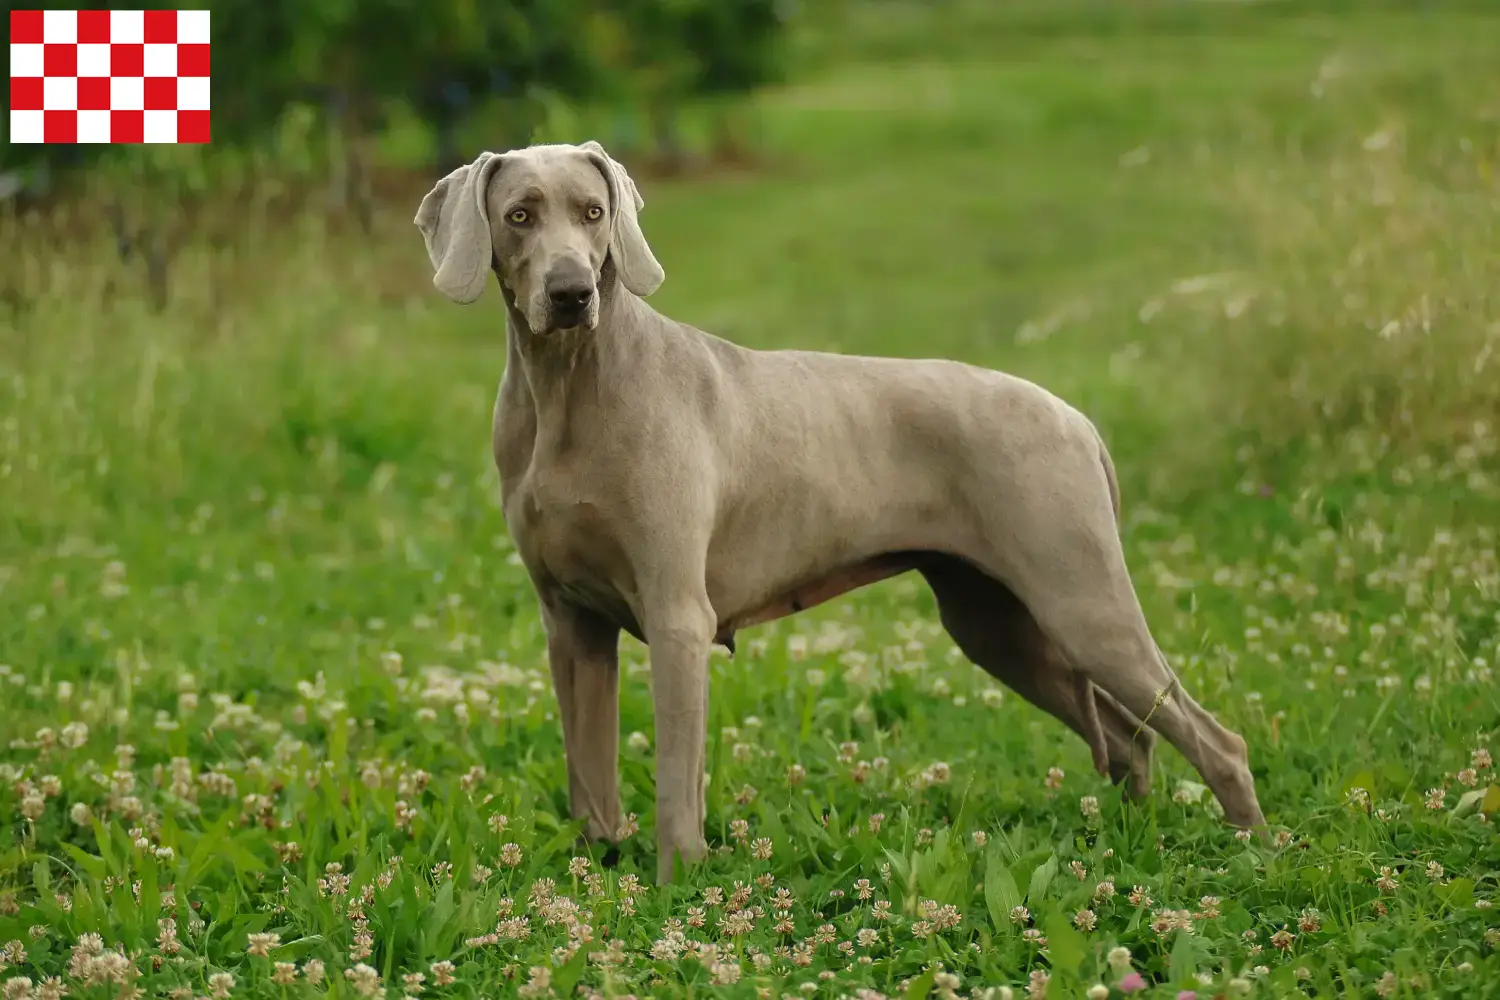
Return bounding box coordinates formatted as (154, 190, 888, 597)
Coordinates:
(542, 297, 599, 335)
(542, 314, 596, 336)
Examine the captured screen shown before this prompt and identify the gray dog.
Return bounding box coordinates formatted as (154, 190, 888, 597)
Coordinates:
(415, 141, 1268, 883)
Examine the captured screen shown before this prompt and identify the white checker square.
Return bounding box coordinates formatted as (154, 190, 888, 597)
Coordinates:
(177, 10, 211, 44)
(42, 9, 78, 43)
(9, 43, 44, 78)
(43, 76, 79, 112)
(143, 42, 176, 77)
(109, 10, 145, 45)
(143, 109, 177, 143)
(177, 77, 210, 111)
(9, 110, 45, 144)
(112, 76, 146, 112)
(75, 43, 112, 77)
(76, 110, 113, 143)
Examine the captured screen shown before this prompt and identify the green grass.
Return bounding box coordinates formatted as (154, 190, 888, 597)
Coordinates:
(3, 1, 1500, 997)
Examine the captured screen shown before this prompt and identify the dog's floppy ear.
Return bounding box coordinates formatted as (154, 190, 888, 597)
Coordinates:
(580, 140, 665, 297)
(413, 151, 508, 304)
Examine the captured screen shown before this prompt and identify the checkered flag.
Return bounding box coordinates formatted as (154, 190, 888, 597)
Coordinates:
(9, 9, 211, 144)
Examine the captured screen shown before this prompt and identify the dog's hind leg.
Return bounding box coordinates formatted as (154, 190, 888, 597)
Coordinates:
(981, 475, 1267, 833)
(921, 555, 1155, 799)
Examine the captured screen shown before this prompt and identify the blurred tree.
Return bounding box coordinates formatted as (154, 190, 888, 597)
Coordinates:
(1, 0, 798, 305)
(599, 0, 700, 172)
(2, 0, 795, 180)
(684, 0, 791, 165)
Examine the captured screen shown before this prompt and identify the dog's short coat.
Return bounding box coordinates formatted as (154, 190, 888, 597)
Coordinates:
(415, 141, 1268, 883)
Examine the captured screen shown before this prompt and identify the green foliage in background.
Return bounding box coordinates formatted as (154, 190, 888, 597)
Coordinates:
(1, 0, 793, 180)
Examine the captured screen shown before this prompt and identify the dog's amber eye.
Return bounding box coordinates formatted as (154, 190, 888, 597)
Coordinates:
(507, 209, 529, 225)
(585, 205, 603, 222)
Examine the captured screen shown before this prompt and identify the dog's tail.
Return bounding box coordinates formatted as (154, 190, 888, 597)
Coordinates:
(1075, 671, 1112, 778)
(1076, 424, 1126, 780)
(1096, 425, 1122, 527)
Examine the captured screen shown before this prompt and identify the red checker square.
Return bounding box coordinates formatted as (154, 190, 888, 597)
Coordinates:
(144, 76, 176, 111)
(44, 110, 78, 144)
(10, 10, 45, 44)
(77, 10, 112, 43)
(177, 43, 210, 77)
(43, 43, 78, 77)
(111, 43, 145, 77)
(177, 110, 210, 144)
(143, 10, 177, 43)
(10, 76, 44, 112)
(111, 110, 145, 143)
(77, 76, 111, 112)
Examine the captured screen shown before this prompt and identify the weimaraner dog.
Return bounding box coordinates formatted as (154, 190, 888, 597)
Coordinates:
(415, 141, 1268, 883)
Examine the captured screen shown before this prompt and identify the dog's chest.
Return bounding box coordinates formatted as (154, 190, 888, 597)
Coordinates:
(505, 475, 637, 618)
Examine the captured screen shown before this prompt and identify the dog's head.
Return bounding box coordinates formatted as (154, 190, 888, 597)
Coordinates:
(413, 141, 664, 334)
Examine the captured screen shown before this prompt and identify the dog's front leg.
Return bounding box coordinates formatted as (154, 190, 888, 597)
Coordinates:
(640, 588, 715, 885)
(541, 597, 623, 845)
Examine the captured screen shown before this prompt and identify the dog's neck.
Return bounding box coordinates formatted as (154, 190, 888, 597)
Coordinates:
(497, 258, 646, 421)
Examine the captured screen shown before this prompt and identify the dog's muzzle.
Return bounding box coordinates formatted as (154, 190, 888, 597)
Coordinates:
(547, 281, 594, 330)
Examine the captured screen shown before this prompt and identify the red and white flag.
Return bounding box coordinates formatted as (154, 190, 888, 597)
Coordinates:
(9, 9, 210, 144)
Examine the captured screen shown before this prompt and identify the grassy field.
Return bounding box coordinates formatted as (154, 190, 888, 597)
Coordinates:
(4, 1, 1500, 997)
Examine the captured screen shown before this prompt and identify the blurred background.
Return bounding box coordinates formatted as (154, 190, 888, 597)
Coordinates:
(4, 0, 803, 237)
(1, 0, 1497, 629)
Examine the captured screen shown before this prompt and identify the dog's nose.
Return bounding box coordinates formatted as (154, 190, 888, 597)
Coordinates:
(548, 283, 593, 316)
